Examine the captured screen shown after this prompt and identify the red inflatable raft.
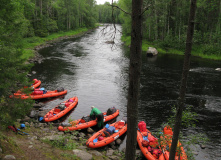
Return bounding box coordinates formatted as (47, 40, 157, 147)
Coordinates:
(12, 79, 41, 97)
(137, 121, 165, 160)
(86, 119, 127, 148)
(160, 126, 187, 160)
(13, 88, 67, 100)
(31, 79, 41, 89)
(137, 121, 187, 160)
(44, 96, 78, 122)
(58, 109, 119, 131)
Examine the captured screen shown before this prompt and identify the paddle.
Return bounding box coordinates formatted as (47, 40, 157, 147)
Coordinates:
(17, 128, 29, 135)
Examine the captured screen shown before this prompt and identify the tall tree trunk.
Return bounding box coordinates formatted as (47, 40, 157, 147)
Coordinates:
(125, 0, 143, 159)
(39, 0, 42, 16)
(149, 24, 151, 40)
(169, 0, 176, 36)
(169, 0, 197, 160)
(67, 12, 68, 30)
(154, 0, 158, 40)
(167, 8, 170, 36)
(217, 1, 221, 43)
(34, 0, 38, 29)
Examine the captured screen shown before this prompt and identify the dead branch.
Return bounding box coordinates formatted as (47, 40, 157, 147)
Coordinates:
(140, 4, 151, 16)
(108, 4, 131, 15)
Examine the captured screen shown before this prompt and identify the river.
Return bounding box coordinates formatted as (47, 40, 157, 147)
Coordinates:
(31, 24, 221, 160)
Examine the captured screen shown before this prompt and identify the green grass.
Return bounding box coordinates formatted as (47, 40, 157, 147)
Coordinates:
(41, 134, 78, 150)
(21, 28, 90, 61)
(21, 49, 35, 60)
(0, 132, 24, 157)
(122, 35, 221, 60)
(60, 153, 79, 160)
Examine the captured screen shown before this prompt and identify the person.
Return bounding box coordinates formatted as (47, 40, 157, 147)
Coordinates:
(90, 106, 104, 128)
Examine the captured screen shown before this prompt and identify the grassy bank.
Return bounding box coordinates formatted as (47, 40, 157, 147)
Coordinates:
(21, 27, 93, 60)
(0, 123, 125, 160)
(121, 35, 221, 60)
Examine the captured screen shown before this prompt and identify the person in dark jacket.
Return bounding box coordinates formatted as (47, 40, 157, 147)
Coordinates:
(90, 106, 104, 128)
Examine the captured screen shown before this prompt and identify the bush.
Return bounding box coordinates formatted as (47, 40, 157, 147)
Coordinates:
(202, 44, 220, 56)
(35, 28, 48, 37)
(47, 19, 58, 33)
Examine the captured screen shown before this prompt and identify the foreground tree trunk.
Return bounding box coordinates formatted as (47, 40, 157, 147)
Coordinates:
(169, 0, 197, 160)
(125, 0, 143, 159)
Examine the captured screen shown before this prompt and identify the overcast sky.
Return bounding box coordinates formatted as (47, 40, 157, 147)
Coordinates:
(96, 0, 117, 5)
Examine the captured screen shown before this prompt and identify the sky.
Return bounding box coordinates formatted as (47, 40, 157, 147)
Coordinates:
(96, 0, 117, 5)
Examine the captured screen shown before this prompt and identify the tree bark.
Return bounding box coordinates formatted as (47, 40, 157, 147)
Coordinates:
(39, 0, 42, 16)
(169, 0, 197, 160)
(125, 0, 143, 160)
(169, 0, 176, 36)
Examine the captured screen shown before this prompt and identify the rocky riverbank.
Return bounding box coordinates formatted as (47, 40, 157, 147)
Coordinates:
(28, 28, 97, 65)
(0, 102, 143, 160)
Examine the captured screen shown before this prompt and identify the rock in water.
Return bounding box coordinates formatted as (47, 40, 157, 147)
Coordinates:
(146, 47, 158, 57)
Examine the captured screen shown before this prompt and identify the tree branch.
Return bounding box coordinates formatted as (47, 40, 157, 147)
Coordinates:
(140, 4, 151, 16)
(108, 4, 131, 15)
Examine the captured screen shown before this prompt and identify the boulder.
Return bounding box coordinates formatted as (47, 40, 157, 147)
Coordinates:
(89, 150, 103, 156)
(109, 155, 119, 160)
(38, 110, 50, 117)
(146, 47, 158, 57)
(106, 148, 115, 156)
(33, 102, 44, 108)
(116, 139, 122, 145)
(3, 155, 16, 160)
(78, 146, 87, 150)
(72, 149, 93, 160)
(87, 127, 94, 133)
(29, 110, 39, 118)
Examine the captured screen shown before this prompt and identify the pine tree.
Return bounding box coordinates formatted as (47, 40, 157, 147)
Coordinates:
(0, 0, 34, 129)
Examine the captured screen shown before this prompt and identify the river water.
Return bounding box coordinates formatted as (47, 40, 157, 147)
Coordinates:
(31, 24, 221, 160)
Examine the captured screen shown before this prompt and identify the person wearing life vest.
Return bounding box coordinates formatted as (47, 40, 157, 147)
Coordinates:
(90, 106, 104, 128)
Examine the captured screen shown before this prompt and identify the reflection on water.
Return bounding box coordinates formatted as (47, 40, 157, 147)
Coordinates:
(31, 24, 221, 160)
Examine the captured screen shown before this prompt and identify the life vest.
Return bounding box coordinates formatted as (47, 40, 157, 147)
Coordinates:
(142, 140, 149, 147)
(138, 121, 147, 132)
(32, 90, 43, 95)
(164, 126, 173, 135)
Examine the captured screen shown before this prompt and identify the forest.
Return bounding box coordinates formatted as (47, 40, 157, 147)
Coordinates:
(0, 0, 99, 128)
(117, 0, 221, 59)
(0, 0, 220, 159)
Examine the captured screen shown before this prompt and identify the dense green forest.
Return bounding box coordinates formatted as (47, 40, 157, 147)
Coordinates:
(118, 0, 221, 59)
(97, 2, 122, 23)
(0, 0, 220, 128)
(0, 0, 99, 128)
(0, 0, 120, 128)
